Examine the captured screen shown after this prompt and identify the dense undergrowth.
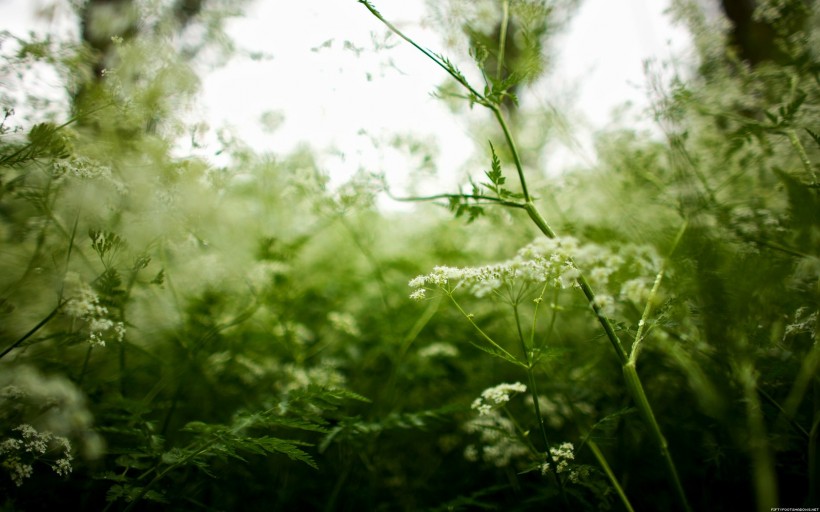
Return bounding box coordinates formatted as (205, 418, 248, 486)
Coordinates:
(1, 0, 818, 511)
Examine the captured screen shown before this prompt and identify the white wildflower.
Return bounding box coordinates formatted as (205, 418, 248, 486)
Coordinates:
(463, 444, 479, 462)
(463, 410, 530, 467)
(418, 342, 459, 359)
(481, 382, 527, 405)
(621, 278, 651, 304)
(409, 288, 427, 301)
(1, 425, 73, 486)
(470, 382, 526, 416)
(63, 272, 125, 347)
(592, 294, 615, 315)
(328, 311, 360, 337)
(541, 442, 576, 476)
(52, 156, 112, 180)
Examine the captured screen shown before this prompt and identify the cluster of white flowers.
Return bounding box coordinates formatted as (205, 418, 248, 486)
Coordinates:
(409, 237, 661, 315)
(463, 410, 530, 468)
(0, 365, 102, 460)
(784, 307, 818, 341)
(271, 321, 314, 346)
(63, 272, 126, 347)
(0, 424, 72, 486)
(409, 239, 578, 301)
(540, 441, 574, 475)
(418, 342, 459, 359)
(592, 293, 616, 316)
(470, 382, 527, 416)
(327, 311, 361, 337)
(753, 0, 790, 23)
(280, 361, 347, 393)
(52, 156, 112, 180)
(620, 277, 652, 305)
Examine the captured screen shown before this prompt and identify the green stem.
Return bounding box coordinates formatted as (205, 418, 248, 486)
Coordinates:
(360, 4, 688, 508)
(502, 404, 539, 456)
(525, 367, 567, 503)
(512, 304, 568, 504)
(386, 190, 526, 210)
(0, 302, 64, 359)
(449, 294, 522, 365)
(381, 296, 442, 405)
(586, 439, 636, 512)
(512, 303, 528, 359)
(496, 1, 510, 81)
(538, 287, 560, 353)
(629, 220, 688, 365)
(623, 362, 692, 512)
(734, 360, 779, 512)
(78, 344, 93, 385)
(529, 282, 549, 350)
(492, 106, 530, 202)
(809, 404, 819, 505)
(759, 387, 809, 440)
(786, 128, 817, 185)
(358, 1, 482, 98)
(119, 440, 214, 512)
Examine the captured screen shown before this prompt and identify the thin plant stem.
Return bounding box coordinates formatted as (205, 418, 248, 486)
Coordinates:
(525, 367, 567, 503)
(449, 293, 523, 366)
(538, 287, 560, 352)
(759, 387, 810, 440)
(511, 304, 568, 504)
(809, 412, 819, 505)
(78, 344, 93, 385)
(782, 340, 820, 421)
(492, 106, 530, 202)
(512, 303, 528, 358)
(629, 220, 688, 365)
(0, 302, 64, 359)
(529, 282, 549, 349)
(623, 362, 691, 511)
(586, 439, 636, 512)
(497, 1, 510, 81)
(734, 359, 779, 512)
(359, 3, 690, 509)
(358, 1, 482, 99)
(381, 296, 442, 406)
(786, 128, 817, 185)
(117, 439, 215, 512)
(501, 404, 539, 456)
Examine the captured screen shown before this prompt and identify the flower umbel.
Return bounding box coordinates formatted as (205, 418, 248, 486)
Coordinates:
(470, 382, 527, 416)
(0, 425, 73, 486)
(63, 272, 126, 347)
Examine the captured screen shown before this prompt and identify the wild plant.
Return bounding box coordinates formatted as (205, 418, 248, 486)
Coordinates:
(1, 0, 817, 510)
(358, 0, 818, 510)
(0, 9, 372, 510)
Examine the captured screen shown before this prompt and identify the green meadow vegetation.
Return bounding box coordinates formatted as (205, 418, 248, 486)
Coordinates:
(0, 0, 818, 510)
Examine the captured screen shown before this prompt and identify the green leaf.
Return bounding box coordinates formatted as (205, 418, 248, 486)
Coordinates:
(89, 229, 125, 259)
(805, 127, 820, 149)
(774, 168, 820, 225)
(779, 90, 806, 123)
(468, 339, 524, 367)
(485, 141, 504, 186)
(252, 437, 318, 469)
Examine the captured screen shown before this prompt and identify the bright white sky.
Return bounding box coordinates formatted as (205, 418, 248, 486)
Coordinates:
(0, 0, 692, 195)
(199, 0, 691, 191)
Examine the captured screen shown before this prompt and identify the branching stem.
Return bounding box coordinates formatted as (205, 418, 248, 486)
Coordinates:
(359, 3, 691, 509)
